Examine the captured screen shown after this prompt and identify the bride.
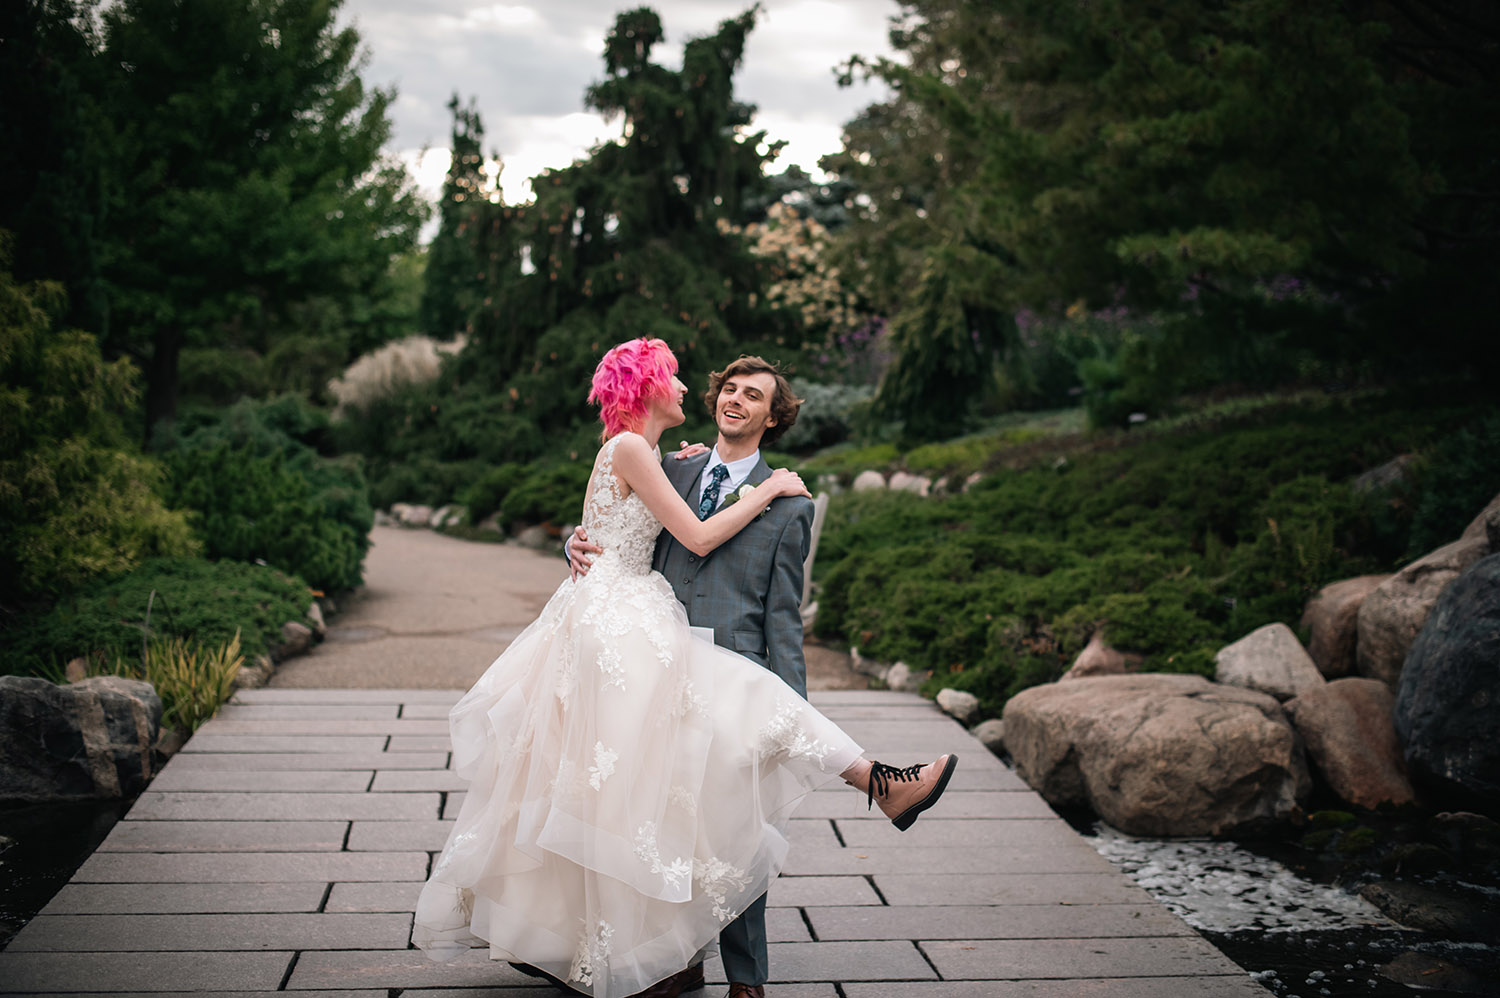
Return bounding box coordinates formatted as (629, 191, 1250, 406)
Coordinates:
(414, 337, 957, 997)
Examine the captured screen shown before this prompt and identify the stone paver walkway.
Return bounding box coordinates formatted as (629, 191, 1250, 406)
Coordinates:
(0, 687, 1268, 997)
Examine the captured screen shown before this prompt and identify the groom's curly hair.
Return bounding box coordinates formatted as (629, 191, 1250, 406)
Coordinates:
(703, 356, 803, 447)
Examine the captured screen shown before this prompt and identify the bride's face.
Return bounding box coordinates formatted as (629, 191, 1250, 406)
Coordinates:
(650, 375, 688, 427)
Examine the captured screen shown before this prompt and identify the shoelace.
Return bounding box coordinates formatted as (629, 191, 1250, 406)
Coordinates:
(866, 761, 924, 811)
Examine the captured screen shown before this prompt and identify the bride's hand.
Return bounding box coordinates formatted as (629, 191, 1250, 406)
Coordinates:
(671, 440, 711, 460)
(763, 468, 809, 499)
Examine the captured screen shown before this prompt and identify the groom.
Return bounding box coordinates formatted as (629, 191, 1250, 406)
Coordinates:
(567, 354, 813, 998)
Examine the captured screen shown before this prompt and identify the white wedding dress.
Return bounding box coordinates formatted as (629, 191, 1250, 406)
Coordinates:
(413, 433, 864, 997)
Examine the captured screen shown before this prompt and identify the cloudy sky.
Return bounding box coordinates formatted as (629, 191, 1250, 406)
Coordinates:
(337, 1, 901, 207)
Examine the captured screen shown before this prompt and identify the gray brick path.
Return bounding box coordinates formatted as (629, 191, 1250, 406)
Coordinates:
(0, 688, 1268, 997)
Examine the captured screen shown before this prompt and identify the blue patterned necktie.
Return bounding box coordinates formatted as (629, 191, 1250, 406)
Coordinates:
(697, 464, 730, 520)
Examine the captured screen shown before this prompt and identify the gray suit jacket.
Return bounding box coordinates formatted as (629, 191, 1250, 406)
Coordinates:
(653, 451, 814, 698)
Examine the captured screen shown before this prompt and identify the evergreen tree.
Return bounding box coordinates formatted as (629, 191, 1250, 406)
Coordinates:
(828, 0, 1495, 437)
(419, 94, 487, 340)
(93, 0, 426, 438)
(446, 6, 792, 452)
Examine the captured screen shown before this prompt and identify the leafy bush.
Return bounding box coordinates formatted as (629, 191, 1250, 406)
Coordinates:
(458, 463, 525, 526)
(501, 461, 593, 526)
(161, 396, 373, 592)
(1, 557, 311, 677)
(1407, 411, 1500, 555)
(778, 380, 873, 452)
(813, 397, 1474, 719)
(1, 261, 198, 603)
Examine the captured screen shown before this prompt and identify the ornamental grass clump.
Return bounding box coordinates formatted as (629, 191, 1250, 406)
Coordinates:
(101, 630, 244, 732)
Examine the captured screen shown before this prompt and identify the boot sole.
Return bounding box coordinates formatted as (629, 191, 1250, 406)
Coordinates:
(891, 754, 957, 831)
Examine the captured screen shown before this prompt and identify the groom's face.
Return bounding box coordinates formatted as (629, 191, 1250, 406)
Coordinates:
(714, 372, 778, 446)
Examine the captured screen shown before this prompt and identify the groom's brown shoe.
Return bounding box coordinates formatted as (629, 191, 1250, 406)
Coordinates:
(866, 754, 958, 831)
(726, 985, 765, 998)
(627, 963, 705, 997)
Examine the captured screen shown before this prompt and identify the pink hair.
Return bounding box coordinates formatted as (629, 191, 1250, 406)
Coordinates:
(588, 337, 679, 438)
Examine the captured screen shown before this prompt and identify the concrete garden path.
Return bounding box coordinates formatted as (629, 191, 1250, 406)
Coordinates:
(0, 528, 1270, 996)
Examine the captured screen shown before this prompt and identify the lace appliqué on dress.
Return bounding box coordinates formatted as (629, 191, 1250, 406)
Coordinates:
(588, 741, 618, 790)
(668, 785, 697, 816)
(693, 857, 752, 923)
(633, 822, 692, 889)
(568, 918, 615, 987)
(757, 696, 834, 768)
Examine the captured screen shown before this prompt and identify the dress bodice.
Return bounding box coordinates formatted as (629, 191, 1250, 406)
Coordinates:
(582, 434, 665, 576)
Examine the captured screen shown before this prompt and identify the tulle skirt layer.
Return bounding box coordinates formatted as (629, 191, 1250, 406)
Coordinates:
(413, 565, 862, 997)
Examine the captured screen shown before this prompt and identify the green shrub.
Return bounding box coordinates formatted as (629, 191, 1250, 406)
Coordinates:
(458, 462, 525, 526)
(778, 380, 873, 452)
(1407, 410, 1500, 555)
(812, 396, 1477, 719)
(1, 557, 311, 676)
(502, 461, 593, 526)
(161, 396, 373, 592)
(1, 262, 198, 603)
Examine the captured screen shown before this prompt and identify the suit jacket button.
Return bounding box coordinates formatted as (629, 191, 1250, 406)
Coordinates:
(688, 554, 697, 562)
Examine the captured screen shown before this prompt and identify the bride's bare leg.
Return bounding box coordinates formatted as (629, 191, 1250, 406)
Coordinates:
(839, 754, 958, 831)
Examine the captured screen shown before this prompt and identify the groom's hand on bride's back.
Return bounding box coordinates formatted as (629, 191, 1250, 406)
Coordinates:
(566, 526, 603, 580)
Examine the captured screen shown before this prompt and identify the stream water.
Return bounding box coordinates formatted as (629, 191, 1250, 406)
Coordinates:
(1083, 824, 1500, 997)
(0, 799, 128, 950)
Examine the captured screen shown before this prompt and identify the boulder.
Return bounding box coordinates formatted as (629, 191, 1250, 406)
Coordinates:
(851, 470, 886, 492)
(1301, 575, 1390, 678)
(397, 503, 434, 528)
(962, 472, 984, 492)
(514, 525, 553, 550)
(935, 688, 980, 725)
(273, 620, 314, 661)
(888, 471, 932, 497)
(1462, 489, 1500, 550)
(1061, 633, 1140, 681)
(973, 718, 1006, 754)
(373, 509, 394, 527)
(1358, 532, 1490, 689)
(1351, 453, 1417, 495)
(848, 647, 890, 682)
(1215, 623, 1325, 701)
(431, 504, 464, 529)
(477, 512, 503, 533)
(1002, 674, 1311, 836)
(0, 676, 162, 802)
(306, 600, 327, 638)
(884, 662, 929, 693)
(231, 654, 275, 691)
(1284, 678, 1415, 809)
(1394, 553, 1500, 808)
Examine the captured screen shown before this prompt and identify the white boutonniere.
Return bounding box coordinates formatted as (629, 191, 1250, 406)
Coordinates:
(721, 482, 769, 516)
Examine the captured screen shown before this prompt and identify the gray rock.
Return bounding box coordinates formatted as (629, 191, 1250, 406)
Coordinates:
(973, 718, 1005, 754)
(1394, 552, 1500, 808)
(1358, 533, 1490, 688)
(1003, 673, 1311, 837)
(1360, 881, 1497, 941)
(1351, 453, 1418, 494)
(888, 471, 931, 497)
(1461, 489, 1500, 551)
(814, 474, 844, 496)
(273, 621, 314, 661)
(514, 525, 553, 550)
(1061, 633, 1141, 681)
(231, 654, 275, 692)
(396, 503, 434, 528)
(430, 504, 464, 529)
(935, 688, 980, 725)
(0, 676, 162, 802)
(884, 662, 929, 693)
(305, 600, 327, 638)
(1285, 678, 1414, 809)
(962, 472, 984, 492)
(1215, 622, 1325, 701)
(1301, 575, 1390, 678)
(477, 512, 503, 533)
(851, 470, 886, 492)
(372, 509, 394, 527)
(848, 647, 889, 682)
